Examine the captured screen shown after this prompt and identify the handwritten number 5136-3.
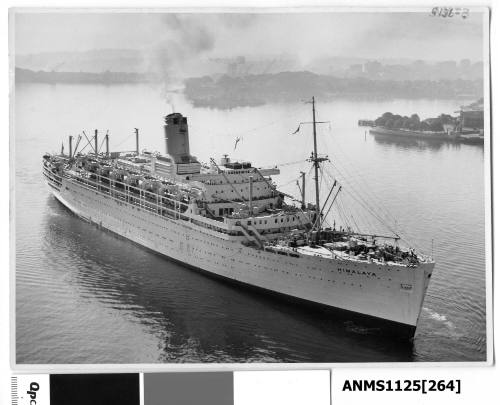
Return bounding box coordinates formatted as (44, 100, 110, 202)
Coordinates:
(430, 7, 469, 19)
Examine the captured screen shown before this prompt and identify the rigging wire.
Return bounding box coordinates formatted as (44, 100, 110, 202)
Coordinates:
(206, 103, 309, 140)
(339, 181, 424, 251)
(321, 185, 342, 228)
(277, 176, 301, 190)
(336, 198, 352, 231)
(350, 214, 361, 234)
(283, 164, 314, 202)
(326, 136, 414, 239)
(333, 160, 401, 234)
(321, 155, 423, 250)
(98, 131, 108, 153)
(282, 115, 389, 236)
(325, 134, 390, 208)
(322, 184, 341, 219)
(324, 161, 397, 234)
(321, 165, 378, 233)
(274, 159, 307, 167)
(114, 131, 135, 149)
(72, 134, 82, 156)
(79, 131, 94, 154)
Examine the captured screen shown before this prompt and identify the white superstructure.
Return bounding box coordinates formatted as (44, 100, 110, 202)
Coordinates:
(42, 110, 434, 339)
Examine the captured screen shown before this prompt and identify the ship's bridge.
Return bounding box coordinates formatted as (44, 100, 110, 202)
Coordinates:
(185, 156, 281, 214)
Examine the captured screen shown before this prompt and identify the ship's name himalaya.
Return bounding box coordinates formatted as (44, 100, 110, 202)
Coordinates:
(337, 268, 377, 277)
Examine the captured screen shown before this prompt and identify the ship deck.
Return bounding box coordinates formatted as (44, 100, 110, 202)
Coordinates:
(268, 243, 426, 267)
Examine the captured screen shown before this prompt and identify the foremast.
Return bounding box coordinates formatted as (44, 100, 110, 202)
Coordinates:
(305, 97, 329, 235)
(300, 99, 422, 252)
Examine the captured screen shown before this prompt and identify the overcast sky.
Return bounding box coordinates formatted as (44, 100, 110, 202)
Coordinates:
(13, 11, 486, 62)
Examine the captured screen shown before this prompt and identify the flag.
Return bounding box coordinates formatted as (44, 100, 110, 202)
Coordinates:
(234, 137, 242, 150)
(291, 125, 301, 135)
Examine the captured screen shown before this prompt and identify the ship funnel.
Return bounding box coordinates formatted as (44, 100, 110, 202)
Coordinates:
(164, 113, 190, 157)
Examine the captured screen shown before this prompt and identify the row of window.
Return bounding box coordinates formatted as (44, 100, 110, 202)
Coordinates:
(70, 183, 396, 289)
(69, 188, 395, 291)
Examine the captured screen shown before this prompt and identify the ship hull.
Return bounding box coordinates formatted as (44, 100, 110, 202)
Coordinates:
(46, 174, 433, 339)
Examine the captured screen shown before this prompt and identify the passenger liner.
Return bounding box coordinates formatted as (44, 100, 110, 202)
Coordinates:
(42, 98, 434, 339)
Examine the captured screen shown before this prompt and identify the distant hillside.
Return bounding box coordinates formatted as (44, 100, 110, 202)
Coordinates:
(15, 67, 151, 84)
(15, 67, 484, 108)
(15, 49, 147, 73)
(15, 49, 483, 81)
(184, 71, 484, 108)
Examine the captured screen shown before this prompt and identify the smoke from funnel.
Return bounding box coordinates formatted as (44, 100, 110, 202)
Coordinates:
(145, 14, 216, 85)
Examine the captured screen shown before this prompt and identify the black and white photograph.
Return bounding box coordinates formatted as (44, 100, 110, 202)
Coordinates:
(11, 8, 491, 365)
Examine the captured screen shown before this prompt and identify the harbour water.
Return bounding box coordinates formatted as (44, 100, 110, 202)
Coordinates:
(15, 83, 487, 363)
